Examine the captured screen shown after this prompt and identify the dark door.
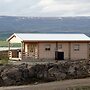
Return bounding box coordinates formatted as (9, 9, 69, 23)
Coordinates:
(55, 51, 64, 60)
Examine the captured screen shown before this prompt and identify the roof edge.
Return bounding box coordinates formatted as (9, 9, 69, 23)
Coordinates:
(6, 33, 23, 42)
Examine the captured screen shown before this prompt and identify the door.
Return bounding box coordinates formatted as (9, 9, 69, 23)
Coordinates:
(55, 51, 64, 60)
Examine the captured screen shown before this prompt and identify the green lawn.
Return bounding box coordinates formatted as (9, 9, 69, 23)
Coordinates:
(0, 54, 9, 64)
(0, 40, 21, 47)
(0, 40, 8, 47)
(0, 59, 9, 64)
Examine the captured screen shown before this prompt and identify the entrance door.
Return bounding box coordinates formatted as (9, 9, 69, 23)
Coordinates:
(55, 51, 64, 60)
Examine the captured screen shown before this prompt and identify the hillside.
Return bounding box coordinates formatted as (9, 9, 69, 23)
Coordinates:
(0, 16, 90, 40)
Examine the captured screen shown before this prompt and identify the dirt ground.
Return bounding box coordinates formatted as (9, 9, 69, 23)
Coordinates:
(1, 78, 90, 90)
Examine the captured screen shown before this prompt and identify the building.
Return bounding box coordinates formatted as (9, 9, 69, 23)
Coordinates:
(0, 48, 20, 60)
(7, 33, 90, 60)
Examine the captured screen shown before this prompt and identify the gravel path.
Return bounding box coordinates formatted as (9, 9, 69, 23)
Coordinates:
(1, 78, 90, 90)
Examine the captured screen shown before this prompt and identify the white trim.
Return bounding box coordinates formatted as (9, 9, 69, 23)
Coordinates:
(7, 33, 23, 42)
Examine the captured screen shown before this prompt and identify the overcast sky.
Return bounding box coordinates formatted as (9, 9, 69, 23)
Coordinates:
(0, 0, 90, 17)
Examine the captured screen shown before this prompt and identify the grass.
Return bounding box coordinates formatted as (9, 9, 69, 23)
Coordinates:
(68, 86, 90, 90)
(0, 59, 9, 64)
(0, 55, 9, 64)
(0, 57, 9, 64)
(0, 40, 21, 47)
(0, 40, 8, 47)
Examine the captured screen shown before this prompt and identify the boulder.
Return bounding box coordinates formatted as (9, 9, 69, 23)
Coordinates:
(32, 64, 46, 78)
(0, 60, 90, 86)
(0, 76, 4, 86)
(1, 67, 22, 86)
(48, 65, 66, 80)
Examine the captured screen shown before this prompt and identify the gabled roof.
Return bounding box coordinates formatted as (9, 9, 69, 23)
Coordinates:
(7, 33, 90, 42)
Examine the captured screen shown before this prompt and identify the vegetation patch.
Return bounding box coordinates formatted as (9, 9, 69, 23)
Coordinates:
(0, 40, 21, 47)
(0, 40, 8, 47)
(0, 55, 9, 64)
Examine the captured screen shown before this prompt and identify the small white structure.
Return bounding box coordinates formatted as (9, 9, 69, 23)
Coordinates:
(7, 33, 90, 60)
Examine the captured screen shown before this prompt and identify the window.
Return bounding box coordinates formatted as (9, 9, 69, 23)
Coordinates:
(74, 44, 80, 51)
(28, 44, 36, 52)
(45, 44, 51, 51)
(58, 44, 62, 49)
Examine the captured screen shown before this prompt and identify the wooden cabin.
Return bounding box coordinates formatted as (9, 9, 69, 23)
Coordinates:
(7, 33, 90, 60)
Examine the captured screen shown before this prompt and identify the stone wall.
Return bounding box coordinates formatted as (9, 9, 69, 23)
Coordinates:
(0, 60, 90, 86)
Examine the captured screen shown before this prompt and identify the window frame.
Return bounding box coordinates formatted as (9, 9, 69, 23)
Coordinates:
(58, 44, 62, 49)
(74, 44, 80, 51)
(45, 44, 51, 51)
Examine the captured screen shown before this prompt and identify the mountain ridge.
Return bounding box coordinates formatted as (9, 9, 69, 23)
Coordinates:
(0, 16, 90, 40)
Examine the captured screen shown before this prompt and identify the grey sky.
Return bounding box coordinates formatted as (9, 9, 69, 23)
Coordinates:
(0, 0, 90, 17)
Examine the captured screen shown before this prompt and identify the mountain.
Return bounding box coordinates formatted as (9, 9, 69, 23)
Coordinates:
(0, 16, 90, 40)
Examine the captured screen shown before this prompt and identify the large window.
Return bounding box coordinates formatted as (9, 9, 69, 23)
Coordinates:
(28, 44, 36, 53)
(45, 44, 51, 51)
(74, 44, 80, 51)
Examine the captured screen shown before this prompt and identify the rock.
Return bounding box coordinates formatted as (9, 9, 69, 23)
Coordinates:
(68, 66, 75, 75)
(34, 82, 38, 85)
(0, 76, 4, 86)
(0, 60, 90, 86)
(32, 64, 46, 79)
(48, 65, 66, 80)
(76, 65, 88, 78)
(0, 64, 13, 74)
(54, 72, 66, 80)
(28, 67, 35, 78)
(18, 64, 29, 81)
(1, 67, 22, 86)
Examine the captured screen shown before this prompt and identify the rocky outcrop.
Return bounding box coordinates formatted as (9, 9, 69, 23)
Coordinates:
(0, 60, 90, 86)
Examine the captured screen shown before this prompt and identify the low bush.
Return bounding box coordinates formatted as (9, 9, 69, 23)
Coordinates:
(0, 56, 9, 64)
